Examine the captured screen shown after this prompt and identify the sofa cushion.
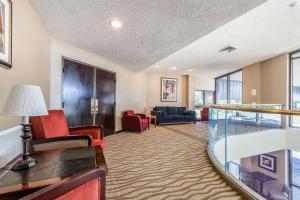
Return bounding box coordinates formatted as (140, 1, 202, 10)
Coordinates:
(167, 107, 177, 115)
(177, 107, 186, 115)
(171, 115, 185, 119)
(155, 107, 167, 116)
(164, 115, 174, 120)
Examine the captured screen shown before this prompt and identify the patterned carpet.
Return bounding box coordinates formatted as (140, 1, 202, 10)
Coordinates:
(104, 123, 244, 200)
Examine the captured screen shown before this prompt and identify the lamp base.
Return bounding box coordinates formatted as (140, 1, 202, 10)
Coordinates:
(11, 156, 37, 171)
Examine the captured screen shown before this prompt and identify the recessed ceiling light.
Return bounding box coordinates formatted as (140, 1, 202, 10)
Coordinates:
(154, 64, 160, 68)
(188, 69, 194, 72)
(171, 66, 176, 70)
(109, 20, 122, 28)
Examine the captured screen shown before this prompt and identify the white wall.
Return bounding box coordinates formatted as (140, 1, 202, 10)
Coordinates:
(145, 73, 188, 110)
(0, 0, 51, 167)
(188, 75, 214, 110)
(50, 39, 147, 131)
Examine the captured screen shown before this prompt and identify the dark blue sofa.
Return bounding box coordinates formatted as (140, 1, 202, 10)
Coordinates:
(151, 106, 196, 125)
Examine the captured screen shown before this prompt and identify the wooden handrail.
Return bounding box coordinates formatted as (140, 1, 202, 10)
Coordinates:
(209, 104, 300, 116)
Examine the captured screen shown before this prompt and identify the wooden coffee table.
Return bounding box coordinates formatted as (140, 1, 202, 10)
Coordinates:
(147, 115, 157, 129)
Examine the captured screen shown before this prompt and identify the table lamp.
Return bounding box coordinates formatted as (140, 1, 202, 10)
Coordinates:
(2, 84, 48, 170)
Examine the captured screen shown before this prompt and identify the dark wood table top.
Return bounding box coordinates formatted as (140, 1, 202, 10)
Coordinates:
(0, 146, 107, 197)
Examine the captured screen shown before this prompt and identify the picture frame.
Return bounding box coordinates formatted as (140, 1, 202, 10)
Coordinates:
(0, 0, 12, 69)
(258, 154, 276, 173)
(161, 77, 177, 102)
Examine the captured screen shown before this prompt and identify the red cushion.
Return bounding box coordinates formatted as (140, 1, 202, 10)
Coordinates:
(30, 110, 69, 139)
(123, 110, 135, 117)
(69, 128, 101, 139)
(141, 119, 148, 130)
(55, 178, 100, 200)
(93, 139, 106, 150)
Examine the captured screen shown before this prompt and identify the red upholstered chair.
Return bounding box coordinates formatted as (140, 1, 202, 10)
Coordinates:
(122, 110, 148, 132)
(201, 107, 209, 121)
(30, 110, 106, 150)
(20, 168, 106, 200)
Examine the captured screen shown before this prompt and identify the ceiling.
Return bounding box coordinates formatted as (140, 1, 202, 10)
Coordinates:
(31, 0, 267, 71)
(147, 0, 300, 78)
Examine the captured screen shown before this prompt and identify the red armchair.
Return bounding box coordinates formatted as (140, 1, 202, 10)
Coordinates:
(30, 110, 106, 150)
(21, 168, 106, 200)
(122, 110, 148, 132)
(201, 107, 209, 121)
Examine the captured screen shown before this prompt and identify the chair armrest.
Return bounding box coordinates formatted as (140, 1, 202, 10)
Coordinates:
(69, 125, 104, 139)
(135, 113, 147, 119)
(122, 115, 143, 131)
(31, 135, 92, 152)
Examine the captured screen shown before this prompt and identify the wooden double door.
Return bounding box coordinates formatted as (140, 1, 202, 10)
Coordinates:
(62, 58, 116, 136)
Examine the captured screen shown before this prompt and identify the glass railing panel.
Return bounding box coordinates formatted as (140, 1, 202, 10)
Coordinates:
(208, 105, 300, 200)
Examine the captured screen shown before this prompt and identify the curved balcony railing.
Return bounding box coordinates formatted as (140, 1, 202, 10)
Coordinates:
(208, 104, 300, 200)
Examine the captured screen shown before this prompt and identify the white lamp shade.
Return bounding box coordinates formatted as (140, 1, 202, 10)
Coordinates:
(2, 84, 48, 117)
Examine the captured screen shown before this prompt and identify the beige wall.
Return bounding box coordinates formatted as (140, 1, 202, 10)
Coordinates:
(261, 54, 289, 108)
(0, 0, 51, 130)
(145, 73, 188, 110)
(50, 39, 147, 131)
(242, 54, 289, 108)
(242, 63, 261, 104)
(0, 0, 50, 167)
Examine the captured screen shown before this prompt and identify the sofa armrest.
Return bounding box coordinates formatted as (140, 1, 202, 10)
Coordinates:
(151, 111, 163, 119)
(184, 110, 196, 116)
(69, 125, 104, 139)
(32, 135, 92, 152)
(135, 113, 147, 119)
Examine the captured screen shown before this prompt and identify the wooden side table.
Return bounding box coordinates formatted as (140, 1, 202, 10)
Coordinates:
(147, 115, 157, 129)
(0, 146, 107, 200)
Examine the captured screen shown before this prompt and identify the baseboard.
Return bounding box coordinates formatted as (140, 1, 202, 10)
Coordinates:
(158, 122, 196, 125)
(115, 129, 124, 133)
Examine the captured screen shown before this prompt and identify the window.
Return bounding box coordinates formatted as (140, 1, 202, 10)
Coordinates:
(216, 70, 242, 104)
(195, 90, 214, 119)
(216, 77, 228, 104)
(291, 50, 300, 127)
(290, 151, 300, 200)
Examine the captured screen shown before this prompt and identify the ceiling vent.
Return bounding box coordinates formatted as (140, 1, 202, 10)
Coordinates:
(219, 45, 237, 53)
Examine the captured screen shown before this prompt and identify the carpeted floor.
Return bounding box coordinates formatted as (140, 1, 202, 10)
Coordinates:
(104, 123, 244, 200)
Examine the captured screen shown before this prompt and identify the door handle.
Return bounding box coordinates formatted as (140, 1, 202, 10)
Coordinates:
(95, 98, 99, 113)
(91, 98, 95, 114)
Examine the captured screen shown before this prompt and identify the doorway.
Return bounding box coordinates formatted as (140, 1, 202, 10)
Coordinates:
(62, 58, 116, 136)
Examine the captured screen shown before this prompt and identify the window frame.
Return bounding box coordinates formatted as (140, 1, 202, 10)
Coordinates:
(214, 69, 243, 104)
(289, 49, 300, 127)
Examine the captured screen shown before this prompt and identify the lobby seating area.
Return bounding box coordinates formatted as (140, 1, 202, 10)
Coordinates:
(1, 0, 300, 200)
(30, 110, 106, 150)
(122, 110, 149, 132)
(151, 106, 196, 125)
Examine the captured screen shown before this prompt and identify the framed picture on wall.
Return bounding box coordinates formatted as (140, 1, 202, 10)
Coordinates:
(0, 0, 12, 69)
(258, 154, 276, 173)
(161, 77, 177, 102)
